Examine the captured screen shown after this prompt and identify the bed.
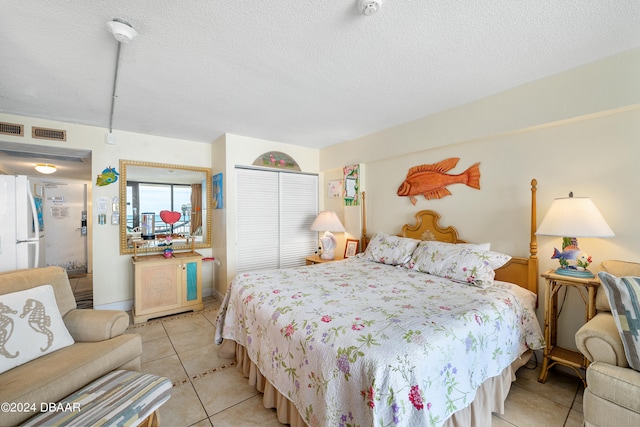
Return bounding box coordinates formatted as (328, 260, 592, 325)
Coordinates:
(215, 179, 544, 427)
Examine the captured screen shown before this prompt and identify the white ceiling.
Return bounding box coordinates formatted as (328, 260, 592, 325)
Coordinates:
(2, 0, 640, 153)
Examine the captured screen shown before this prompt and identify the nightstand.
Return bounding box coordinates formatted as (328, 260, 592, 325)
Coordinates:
(305, 254, 344, 265)
(538, 269, 600, 385)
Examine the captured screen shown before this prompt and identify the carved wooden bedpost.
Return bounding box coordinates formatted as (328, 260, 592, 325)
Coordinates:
(529, 179, 539, 297)
(361, 191, 368, 251)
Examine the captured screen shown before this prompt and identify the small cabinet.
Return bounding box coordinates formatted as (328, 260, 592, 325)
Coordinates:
(132, 251, 203, 324)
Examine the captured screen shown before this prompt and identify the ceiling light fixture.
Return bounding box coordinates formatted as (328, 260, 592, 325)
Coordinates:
(358, 0, 382, 16)
(106, 19, 138, 44)
(35, 164, 57, 174)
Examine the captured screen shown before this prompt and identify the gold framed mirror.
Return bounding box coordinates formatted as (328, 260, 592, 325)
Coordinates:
(119, 159, 212, 255)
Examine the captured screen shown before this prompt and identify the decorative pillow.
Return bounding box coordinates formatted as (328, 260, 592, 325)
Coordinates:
(597, 272, 640, 371)
(460, 242, 491, 251)
(406, 241, 511, 288)
(359, 232, 420, 265)
(596, 260, 640, 312)
(483, 250, 512, 270)
(416, 240, 491, 252)
(409, 241, 508, 269)
(0, 285, 75, 374)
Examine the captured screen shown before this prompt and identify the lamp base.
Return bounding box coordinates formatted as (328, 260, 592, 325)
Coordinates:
(320, 249, 335, 260)
(319, 232, 337, 260)
(554, 268, 595, 279)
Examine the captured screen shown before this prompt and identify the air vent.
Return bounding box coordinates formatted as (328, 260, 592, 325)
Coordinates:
(0, 122, 24, 137)
(32, 127, 66, 141)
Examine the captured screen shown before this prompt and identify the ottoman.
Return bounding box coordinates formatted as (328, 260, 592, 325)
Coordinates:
(22, 370, 172, 427)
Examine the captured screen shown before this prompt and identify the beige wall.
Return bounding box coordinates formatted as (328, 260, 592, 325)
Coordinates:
(210, 134, 228, 299)
(320, 48, 640, 350)
(319, 166, 366, 255)
(320, 47, 640, 171)
(0, 116, 319, 305)
(0, 114, 212, 309)
(211, 133, 320, 297)
(359, 109, 638, 349)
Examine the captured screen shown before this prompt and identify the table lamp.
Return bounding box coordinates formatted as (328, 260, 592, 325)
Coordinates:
(310, 211, 345, 260)
(536, 192, 614, 278)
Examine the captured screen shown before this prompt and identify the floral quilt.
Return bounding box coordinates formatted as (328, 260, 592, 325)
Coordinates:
(215, 258, 544, 427)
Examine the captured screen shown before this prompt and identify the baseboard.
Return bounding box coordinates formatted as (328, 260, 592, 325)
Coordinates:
(203, 287, 225, 300)
(94, 300, 133, 312)
(212, 289, 225, 300)
(94, 289, 217, 312)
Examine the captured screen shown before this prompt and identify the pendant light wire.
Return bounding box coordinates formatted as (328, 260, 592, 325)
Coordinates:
(108, 41, 122, 134)
(106, 18, 137, 134)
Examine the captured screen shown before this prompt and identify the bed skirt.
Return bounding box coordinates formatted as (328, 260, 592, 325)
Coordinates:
(218, 339, 531, 427)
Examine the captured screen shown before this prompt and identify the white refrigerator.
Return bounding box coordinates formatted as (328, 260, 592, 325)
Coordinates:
(0, 175, 46, 272)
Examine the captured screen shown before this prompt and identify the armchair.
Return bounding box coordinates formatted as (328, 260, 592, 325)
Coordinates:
(575, 260, 640, 427)
(0, 266, 142, 425)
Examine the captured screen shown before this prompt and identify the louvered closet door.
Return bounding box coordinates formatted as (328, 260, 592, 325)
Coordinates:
(236, 169, 280, 272)
(279, 172, 318, 268)
(236, 167, 318, 273)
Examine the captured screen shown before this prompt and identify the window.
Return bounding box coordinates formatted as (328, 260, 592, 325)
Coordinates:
(236, 167, 318, 272)
(126, 182, 193, 234)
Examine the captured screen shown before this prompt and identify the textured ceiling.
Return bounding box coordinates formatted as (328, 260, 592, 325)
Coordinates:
(2, 1, 640, 150)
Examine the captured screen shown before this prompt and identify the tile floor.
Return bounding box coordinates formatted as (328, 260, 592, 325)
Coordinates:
(120, 296, 585, 427)
(68, 273, 93, 295)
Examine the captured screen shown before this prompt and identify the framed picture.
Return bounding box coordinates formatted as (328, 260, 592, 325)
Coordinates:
(343, 164, 360, 206)
(33, 197, 44, 232)
(328, 180, 342, 198)
(212, 173, 224, 209)
(344, 239, 359, 258)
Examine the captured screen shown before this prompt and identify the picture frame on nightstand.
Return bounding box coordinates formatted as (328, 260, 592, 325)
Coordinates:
(344, 239, 359, 258)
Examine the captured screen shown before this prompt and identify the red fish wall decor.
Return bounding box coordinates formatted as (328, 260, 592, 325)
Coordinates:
(397, 158, 480, 205)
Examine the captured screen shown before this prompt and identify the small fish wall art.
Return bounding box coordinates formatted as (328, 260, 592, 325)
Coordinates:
(96, 166, 119, 187)
(397, 157, 480, 205)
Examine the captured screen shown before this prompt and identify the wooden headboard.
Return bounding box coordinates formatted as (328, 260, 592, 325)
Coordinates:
(361, 179, 539, 295)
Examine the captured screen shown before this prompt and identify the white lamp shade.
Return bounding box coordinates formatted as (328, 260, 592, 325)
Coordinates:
(310, 211, 345, 232)
(536, 196, 614, 238)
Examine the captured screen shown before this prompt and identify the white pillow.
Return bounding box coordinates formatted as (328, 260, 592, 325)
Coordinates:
(416, 240, 491, 252)
(406, 241, 511, 288)
(460, 242, 491, 251)
(412, 240, 504, 267)
(360, 232, 420, 265)
(0, 285, 75, 374)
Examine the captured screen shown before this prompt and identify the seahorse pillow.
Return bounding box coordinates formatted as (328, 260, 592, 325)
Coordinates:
(0, 284, 74, 374)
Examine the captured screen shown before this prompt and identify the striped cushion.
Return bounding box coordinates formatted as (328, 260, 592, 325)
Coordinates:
(23, 370, 172, 427)
(598, 272, 640, 371)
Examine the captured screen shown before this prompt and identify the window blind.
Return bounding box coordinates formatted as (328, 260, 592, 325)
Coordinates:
(236, 167, 318, 273)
